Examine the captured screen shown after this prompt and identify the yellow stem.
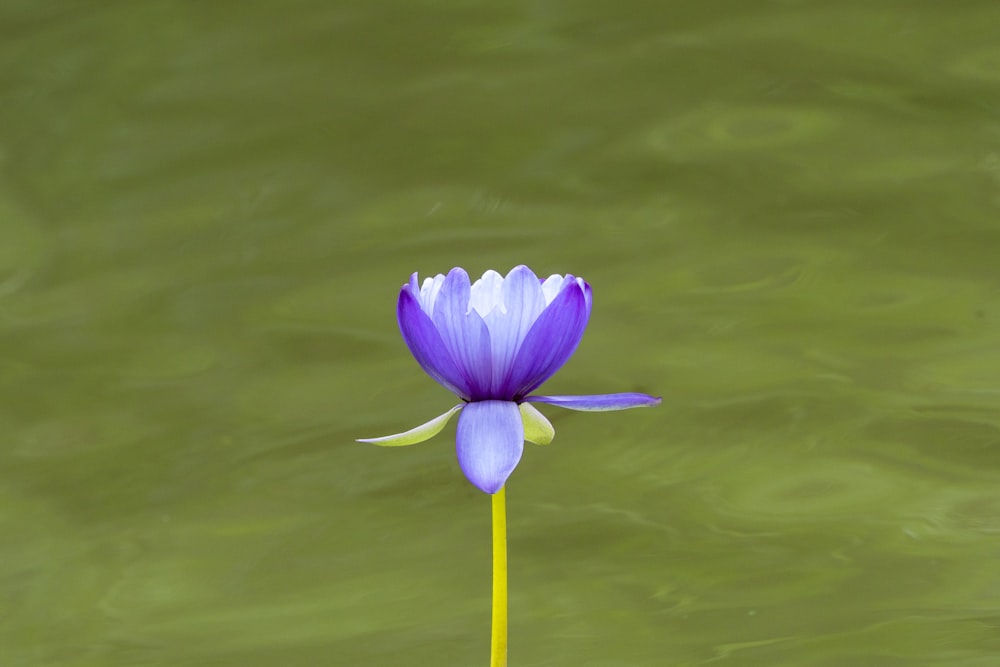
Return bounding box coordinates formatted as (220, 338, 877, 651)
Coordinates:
(490, 485, 508, 667)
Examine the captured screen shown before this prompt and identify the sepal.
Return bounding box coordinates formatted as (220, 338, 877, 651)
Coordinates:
(357, 404, 463, 446)
(526, 393, 661, 411)
(520, 402, 555, 445)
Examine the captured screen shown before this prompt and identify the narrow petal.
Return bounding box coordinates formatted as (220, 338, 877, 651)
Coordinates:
(579, 277, 593, 315)
(432, 268, 493, 399)
(357, 404, 464, 446)
(520, 402, 555, 445)
(397, 288, 471, 399)
(506, 280, 590, 399)
(526, 393, 662, 411)
(456, 400, 524, 494)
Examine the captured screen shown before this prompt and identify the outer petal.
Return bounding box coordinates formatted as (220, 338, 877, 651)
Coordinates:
(506, 280, 590, 399)
(487, 265, 546, 396)
(520, 402, 554, 445)
(432, 268, 494, 400)
(456, 400, 524, 494)
(526, 393, 662, 411)
(398, 288, 471, 399)
(357, 405, 464, 446)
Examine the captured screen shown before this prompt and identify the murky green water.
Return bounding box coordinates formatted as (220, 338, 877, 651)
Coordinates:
(3, 2, 1000, 665)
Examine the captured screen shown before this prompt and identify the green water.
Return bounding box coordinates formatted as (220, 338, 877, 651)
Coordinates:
(3, 2, 1000, 665)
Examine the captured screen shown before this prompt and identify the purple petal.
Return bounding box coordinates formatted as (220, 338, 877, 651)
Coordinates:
(526, 393, 662, 411)
(456, 400, 524, 494)
(487, 265, 546, 396)
(432, 268, 493, 399)
(505, 280, 590, 399)
(397, 288, 471, 399)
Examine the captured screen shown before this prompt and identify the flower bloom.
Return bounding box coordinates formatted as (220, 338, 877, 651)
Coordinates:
(359, 266, 660, 494)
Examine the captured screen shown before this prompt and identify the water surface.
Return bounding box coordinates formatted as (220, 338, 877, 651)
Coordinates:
(2, 2, 999, 665)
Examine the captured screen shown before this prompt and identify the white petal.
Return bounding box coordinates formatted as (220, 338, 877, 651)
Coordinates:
(540, 274, 566, 304)
(469, 269, 505, 317)
(418, 274, 447, 314)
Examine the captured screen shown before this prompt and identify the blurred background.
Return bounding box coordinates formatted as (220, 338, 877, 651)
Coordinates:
(2, 1, 999, 665)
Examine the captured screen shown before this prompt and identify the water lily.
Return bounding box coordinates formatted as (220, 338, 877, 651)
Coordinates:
(359, 265, 660, 494)
(360, 266, 660, 666)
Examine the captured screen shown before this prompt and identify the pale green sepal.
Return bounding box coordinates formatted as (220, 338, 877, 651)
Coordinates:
(520, 402, 555, 445)
(357, 404, 463, 447)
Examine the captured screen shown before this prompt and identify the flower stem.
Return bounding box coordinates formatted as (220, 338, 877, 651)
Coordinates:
(490, 485, 508, 667)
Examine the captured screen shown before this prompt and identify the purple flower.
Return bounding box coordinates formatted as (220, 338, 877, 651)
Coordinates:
(359, 266, 660, 494)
